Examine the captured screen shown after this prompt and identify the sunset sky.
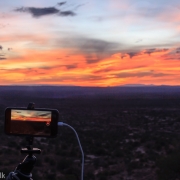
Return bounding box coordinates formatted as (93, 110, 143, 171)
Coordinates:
(11, 109, 51, 122)
(1, 0, 180, 86)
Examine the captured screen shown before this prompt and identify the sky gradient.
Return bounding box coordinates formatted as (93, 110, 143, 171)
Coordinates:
(1, 0, 180, 86)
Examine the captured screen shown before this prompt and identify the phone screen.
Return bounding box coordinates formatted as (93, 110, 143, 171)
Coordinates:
(10, 109, 52, 136)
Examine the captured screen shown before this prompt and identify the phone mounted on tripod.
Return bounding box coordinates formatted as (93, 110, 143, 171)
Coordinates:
(6, 103, 59, 180)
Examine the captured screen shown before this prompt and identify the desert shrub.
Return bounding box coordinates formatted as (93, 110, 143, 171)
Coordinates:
(157, 151, 180, 180)
(57, 158, 72, 171)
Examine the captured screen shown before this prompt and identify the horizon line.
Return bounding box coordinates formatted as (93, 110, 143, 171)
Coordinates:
(1, 84, 180, 88)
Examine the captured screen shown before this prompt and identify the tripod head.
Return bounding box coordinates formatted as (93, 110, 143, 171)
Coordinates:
(6, 136, 41, 180)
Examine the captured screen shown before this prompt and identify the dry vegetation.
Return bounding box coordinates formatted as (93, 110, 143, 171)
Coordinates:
(0, 86, 180, 180)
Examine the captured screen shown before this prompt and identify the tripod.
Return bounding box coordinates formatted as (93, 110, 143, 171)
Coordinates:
(6, 136, 41, 180)
(6, 103, 41, 180)
(5, 102, 84, 180)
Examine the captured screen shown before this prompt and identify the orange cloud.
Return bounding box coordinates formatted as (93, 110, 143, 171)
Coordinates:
(1, 46, 180, 86)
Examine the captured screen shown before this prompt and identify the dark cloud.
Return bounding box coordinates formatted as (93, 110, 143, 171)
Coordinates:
(15, 6, 76, 18)
(156, 48, 169, 52)
(152, 72, 170, 77)
(144, 48, 156, 55)
(0, 58, 6, 60)
(124, 48, 169, 58)
(15, 7, 59, 17)
(146, 48, 169, 54)
(121, 55, 126, 59)
(60, 37, 120, 64)
(127, 52, 140, 58)
(82, 39, 119, 63)
(65, 64, 77, 69)
(176, 47, 180, 53)
(57, 2, 66, 6)
(58, 37, 171, 63)
(86, 58, 102, 64)
(8, 48, 13, 51)
(39, 66, 52, 69)
(0, 45, 3, 50)
(163, 57, 178, 60)
(39, 64, 77, 70)
(81, 75, 106, 81)
(59, 10, 76, 16)
(93, 67, 114, 74)
(94, 65, 145, 74)
(28, 64, 77, 71)
(113, 71, 169, 78)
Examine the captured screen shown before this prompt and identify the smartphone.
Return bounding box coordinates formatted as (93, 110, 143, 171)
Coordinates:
(5, 108, 59, 137)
